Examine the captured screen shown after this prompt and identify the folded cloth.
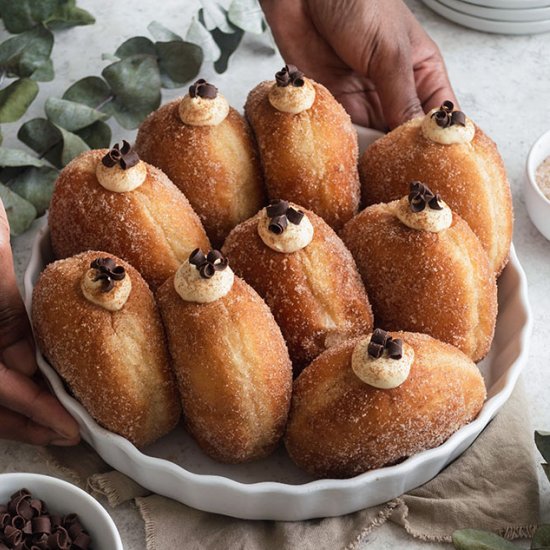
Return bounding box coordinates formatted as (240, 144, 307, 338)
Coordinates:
(45, 380, 539, 550)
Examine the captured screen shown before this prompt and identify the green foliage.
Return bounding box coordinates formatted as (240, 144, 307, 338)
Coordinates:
(535, 431, 550, 482)
(0, 0, 272, 235)
(452, 526, 550, 550)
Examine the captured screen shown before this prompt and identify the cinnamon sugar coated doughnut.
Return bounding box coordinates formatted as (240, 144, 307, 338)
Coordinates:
(340, 185, 497, 362)
(135, 79, 265, 246)
(157, 252, 292, 463)
(222, 203, 374, 372)
(48, 146, 210, 290)
(284, 332, 486, 478)
(32, 251, 181, 447)
(359, 102, 513, 274)
(245, 66, 360, 231)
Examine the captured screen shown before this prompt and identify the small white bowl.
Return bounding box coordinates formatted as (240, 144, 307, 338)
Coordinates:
(0, 473, 123, 549)
(525, 128, 550, 241)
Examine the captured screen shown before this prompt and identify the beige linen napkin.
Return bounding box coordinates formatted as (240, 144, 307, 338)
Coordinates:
(45, 380, 539, 549)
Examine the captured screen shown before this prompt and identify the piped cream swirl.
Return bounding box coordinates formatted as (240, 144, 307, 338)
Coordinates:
(96, 161, 147, 193)
(268, 78, 316, 114)
(178, 94, 229, 126)
(421, 108, 475, 145)
(394, 196, 453, 233)
(257, 205, 314, 253)
(174, 259, 234, 303)
(351, 335, 414, 389)
(81, 268, 132, 311)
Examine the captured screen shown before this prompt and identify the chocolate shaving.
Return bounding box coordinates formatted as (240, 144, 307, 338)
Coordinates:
(275, 64, 304, 87)
(408, 181, 443, 213)
(189, 78, 218, 99)
(367, 330, 403, 361)
(431, 100, 466, 129)
(189, 248, 228, 280)
(90, 257, 126, 293)
(266, 199, 305, 235)
(101, 140, 140, 170)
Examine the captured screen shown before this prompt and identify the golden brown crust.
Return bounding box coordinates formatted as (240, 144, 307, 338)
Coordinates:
(284, 332, 486, 478)
(157, 276, 292, 463)
(222, 207, 374, 371)
(359, 118, 513, 275)
(340, 203, 497, 362)
(245, 80, 360, 231)
(135, 100, 265, 246)
(31, 251, 181, 447)
(48, 149, 210, 290)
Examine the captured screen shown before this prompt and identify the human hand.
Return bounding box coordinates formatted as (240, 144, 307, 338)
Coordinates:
(260, 0, 457, 130)
(0, 200, 80, 446)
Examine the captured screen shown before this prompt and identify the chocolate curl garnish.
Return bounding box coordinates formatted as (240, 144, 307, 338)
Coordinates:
(275, 64, 305, 87)
(101, 140, 140, 170)
(266, 199, 304, 234)
(90, 257, 126, 293)
(189, 78, 218, 99)
(431, 100, 466, 129)
(189, 248, 228, 280)
(408, 181, 443, 213)
(367, 329, 403, 360)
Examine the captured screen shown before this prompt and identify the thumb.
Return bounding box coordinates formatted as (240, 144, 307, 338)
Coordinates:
(369, 43, 423, 130)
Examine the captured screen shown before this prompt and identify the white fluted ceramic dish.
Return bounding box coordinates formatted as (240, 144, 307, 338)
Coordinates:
(24, 126, 531, 521)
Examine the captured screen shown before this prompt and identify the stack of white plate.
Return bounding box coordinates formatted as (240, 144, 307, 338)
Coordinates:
(422, 0, 550, 34)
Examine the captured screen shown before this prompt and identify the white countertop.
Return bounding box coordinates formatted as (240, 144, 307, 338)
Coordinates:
(2, 0, 549, 548)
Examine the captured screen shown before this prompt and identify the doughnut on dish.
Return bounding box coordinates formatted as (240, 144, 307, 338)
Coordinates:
(245, 65, 360, 231)
(341, 182, 497, 362)
(32, 251, 180, 447)
(222, 200, 373, 372)
(157, 248, 292, 463)
(49, 141, 210, 289)
(359, 101, 513, 274)
(284, 330, 486, 478)
(135, 79, 265, 246)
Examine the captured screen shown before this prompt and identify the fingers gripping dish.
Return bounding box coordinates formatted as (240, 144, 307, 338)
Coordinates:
(48, 141, 210, 289)
(284, 330, 486, 478)
(135, 79, 265, 246)
(359, 101, 513, 274)
(157, 249, 293, 463)
(222, 200, 374, 372)
(245, 65, 360, 231)
(341, 182, 497, 362)
(32, 251, 181, 447)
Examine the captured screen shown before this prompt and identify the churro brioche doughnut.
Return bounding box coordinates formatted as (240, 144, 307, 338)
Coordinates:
(341, 183, 497, 362)
(32, 251, 180, 447)
(157, 249, 292, 463)
(135, 79, 265, 246)
(244, 65, 360, 231)
(222, 201, 373, 372)
(48, 141, 210, 290)
(359, 101, 513, 274)
(285, 330, 486, 478)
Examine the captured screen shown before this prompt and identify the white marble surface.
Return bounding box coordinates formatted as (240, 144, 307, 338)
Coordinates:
(1, 0, 549, 548)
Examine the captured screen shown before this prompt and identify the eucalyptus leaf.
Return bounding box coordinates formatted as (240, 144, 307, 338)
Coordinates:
(29, 58, 54, 82)
(0, 26, 54, 79)
(102, 55, 161, 129)
(8, 166, 57, 215)
(228, 0, 264, 34)
(0, 79, 39, 123)
(57, 126, 89, 166)
(532, 524, 550, 549)
(147, 21, 181, 42)
(63, 76, 113, 110)
(199, 4, 233, 33)
(0, 147, 49, 168)
(186, 17, 221, 62)
(75, 120, 111, 149)
(0, 182, 37, 236)
(535, 431, 550, 462)
(452, 529, 518, 550)
(44, 5, 95, 31)
(115, 36, 156, 59)
(101, 53, 119, 62)
(0, 167, 26, 184)
(210, 22, 244, 73)
(45, 97, 108, 131)
(156, 41, 203, 88)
